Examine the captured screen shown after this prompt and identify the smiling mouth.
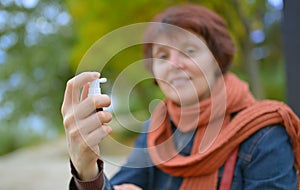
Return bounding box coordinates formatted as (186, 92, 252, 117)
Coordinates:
(170, 78, 191, 86)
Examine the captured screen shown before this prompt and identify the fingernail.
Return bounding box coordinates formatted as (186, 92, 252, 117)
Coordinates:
(105, 125, 112, 134)
(93, 72, 100, 77)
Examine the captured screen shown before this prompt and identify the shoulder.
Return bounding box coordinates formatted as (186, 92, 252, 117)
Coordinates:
(142, 119, 151, 132)
(236, 126, 298, 189)
(237, 124, 295, 171)
(239, 125, 292, 160)
(132, 119, 151, 148)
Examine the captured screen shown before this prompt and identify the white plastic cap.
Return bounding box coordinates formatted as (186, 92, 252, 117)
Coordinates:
(88, 78, 107, 96)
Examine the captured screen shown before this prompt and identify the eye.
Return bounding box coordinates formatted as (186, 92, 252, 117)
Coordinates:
(154, 51, 168, 60)
(157, 53, 167, 59)
(185, 47, 196, 55)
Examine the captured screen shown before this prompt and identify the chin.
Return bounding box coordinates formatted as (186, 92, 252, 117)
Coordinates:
(169, 97, 198, 107)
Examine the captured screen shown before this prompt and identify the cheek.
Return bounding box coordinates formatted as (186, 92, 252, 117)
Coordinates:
(193, 57, 218, 77)
(152, 68, 176, 98)
(152, 64, 170, 92)
(152, 62, 167, 80)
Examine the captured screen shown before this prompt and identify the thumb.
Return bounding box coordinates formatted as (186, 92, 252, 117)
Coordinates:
(80, 83, 90, 101)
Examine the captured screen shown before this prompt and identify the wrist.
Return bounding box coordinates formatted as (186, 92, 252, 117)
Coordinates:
(77, 160, 99, 181)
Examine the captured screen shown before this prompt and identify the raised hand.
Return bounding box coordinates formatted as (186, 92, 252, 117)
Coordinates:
(61, 72, 112, 181)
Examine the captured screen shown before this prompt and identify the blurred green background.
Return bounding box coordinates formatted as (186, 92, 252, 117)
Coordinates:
(0, 0, 285, 155)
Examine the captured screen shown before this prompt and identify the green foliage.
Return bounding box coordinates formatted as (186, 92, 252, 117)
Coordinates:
(260, 60, 286, 101)
(0, 0, 286, 155)
(64, 0, 286, 140)
(66, 0, 285, 98)
(0, 0, 74, 155)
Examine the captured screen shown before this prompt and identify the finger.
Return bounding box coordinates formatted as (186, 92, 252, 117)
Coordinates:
(61, 78, 75, 116)
(72, 72, 100, 104)
(113, 186, 122, 190)
(80, 83, 90, 101)
(70, 72, 100, 105)
(113, 184, 142, 190)
(113, 184, 128, 190)
(64, 95, 111, 132)
(62, 72, 100, 115)
(76, 94, 111, 119)
(78, 111, 112, 135)
(84, 124, 112, 148)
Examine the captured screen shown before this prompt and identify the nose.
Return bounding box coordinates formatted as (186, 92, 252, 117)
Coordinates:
(169, 49, 185, 69)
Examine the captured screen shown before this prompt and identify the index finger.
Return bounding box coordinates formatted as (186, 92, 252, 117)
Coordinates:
(63, 72, 100, 108)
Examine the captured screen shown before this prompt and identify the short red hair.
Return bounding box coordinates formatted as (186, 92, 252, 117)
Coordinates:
(143, 3, 235, 73)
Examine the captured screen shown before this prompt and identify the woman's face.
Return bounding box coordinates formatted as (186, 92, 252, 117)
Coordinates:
(152, 32, 219, 106)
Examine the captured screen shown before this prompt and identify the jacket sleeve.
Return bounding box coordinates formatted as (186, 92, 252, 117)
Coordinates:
(241, 125, 298, 190)
(69, 120, 152, 190)
(69, 159, 105, 190)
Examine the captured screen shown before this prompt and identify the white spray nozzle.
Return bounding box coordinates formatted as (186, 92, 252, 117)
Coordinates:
(88, 78, 107, 96)
(98, 78, 107, 83)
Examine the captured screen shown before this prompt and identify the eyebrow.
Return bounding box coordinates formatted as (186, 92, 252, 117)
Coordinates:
(152, 44, 170, 52)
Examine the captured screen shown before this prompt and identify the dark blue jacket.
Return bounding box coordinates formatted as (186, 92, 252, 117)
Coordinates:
(104, 121, 297, 190)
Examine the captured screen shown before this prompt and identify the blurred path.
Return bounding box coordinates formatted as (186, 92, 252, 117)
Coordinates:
(0, 137, 127, 190)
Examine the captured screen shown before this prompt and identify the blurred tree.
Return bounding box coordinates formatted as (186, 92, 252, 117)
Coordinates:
(65, 0, 184, 119)
(66, 0, 285, 115)
(0, 0, 74, 155)
(0, 0, 285, 155)
(191, 0, 284, 99)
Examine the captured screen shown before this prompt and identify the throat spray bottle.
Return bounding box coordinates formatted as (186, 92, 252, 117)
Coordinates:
(88, 78, 107, 112)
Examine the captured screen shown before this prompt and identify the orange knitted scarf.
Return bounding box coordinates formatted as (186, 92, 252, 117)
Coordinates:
(147, 73, 300, 189)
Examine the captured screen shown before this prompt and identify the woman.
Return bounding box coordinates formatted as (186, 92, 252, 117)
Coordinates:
(61, 3, 300, 190)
